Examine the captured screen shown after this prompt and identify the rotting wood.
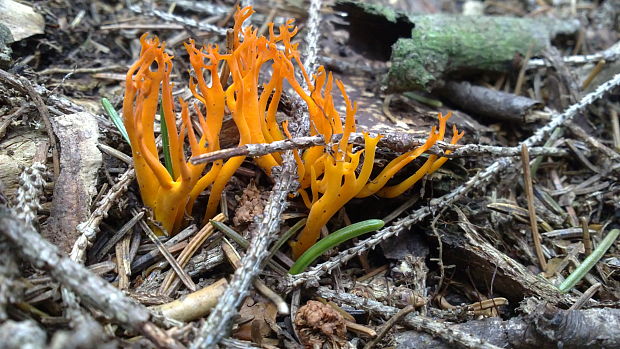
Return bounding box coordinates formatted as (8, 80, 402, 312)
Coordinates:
(333, 1, 580, 91)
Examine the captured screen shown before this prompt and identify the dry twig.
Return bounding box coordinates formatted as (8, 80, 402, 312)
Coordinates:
(221, 239, 289, 315)
(363, 305, 414, 349)
(71, 168, 135, 264)
(527, 41, 620, 68)
(190, 133, 569, 165)
(135, 209, 197, 292)
(521, 144, 547, 271)
(159, 214, 226, 295)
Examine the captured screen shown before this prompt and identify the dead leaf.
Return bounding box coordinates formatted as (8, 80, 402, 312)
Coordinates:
(0, 0, 44, 42)
(234, 297, 278, 342)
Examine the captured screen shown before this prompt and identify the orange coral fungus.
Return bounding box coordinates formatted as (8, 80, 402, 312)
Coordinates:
(289, 107, 463, 257)
(199, 7, 307, 218)
(288, 69, 380, 259)
(123, 6, 463, 251)
(123, 34, 225, 234)
(358, 112, 464, 198)
(123, 7, 311, 232)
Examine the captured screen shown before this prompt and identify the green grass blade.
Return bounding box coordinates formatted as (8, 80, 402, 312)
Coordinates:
(289, 219, 385, 275)
(159, 101, 174, 177)
(211, 220, 249, 249)
(558, 228, 620, 293)
(101, 98, 130, 145)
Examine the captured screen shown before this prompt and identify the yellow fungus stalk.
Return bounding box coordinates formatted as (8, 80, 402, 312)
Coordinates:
(123, 34, 226, 234)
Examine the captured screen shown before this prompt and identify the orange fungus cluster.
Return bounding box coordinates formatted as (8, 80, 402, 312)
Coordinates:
(123, 7, 463, 257)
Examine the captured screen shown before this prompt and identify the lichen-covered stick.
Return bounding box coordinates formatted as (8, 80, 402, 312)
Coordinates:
(527, 41, 620, 68)
(191, 152, 298, 348)
(190, 133, 568, 165)
(289, 72, 620, 289)
(127, 2, 227, 35)
(71, 167, 135, 264)
(303, 0, 323, 76)
(172, 0, 230, 16)
(13, 163, 46, 228)
(0, 233, 21, 321)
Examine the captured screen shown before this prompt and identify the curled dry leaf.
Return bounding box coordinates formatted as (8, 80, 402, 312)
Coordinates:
(294, 300, 347, 348)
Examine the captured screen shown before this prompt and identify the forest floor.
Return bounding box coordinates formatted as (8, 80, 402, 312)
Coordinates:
(1, 0, 620, 348)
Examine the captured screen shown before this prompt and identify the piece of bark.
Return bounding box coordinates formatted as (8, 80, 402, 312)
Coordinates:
(0, 0, 43, 67)
(45, 112, 102, 253)
(0, 0, 44, 42)
(437, 81, 544, 122)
